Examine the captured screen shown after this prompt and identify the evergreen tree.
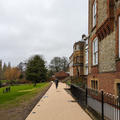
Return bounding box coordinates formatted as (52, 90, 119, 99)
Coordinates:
(3, 63, 7, 72)
(0, 60, 2, 80)
(25, 55, 47, 85)
(8, 62, 11, 69)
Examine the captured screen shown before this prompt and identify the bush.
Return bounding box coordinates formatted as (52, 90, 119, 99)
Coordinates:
(0, 80, 2, 88)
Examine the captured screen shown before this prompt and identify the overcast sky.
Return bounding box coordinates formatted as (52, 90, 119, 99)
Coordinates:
(0, 0, 88, 66)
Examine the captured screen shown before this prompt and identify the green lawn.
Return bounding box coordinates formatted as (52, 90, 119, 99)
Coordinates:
(0, 82, 49, 108)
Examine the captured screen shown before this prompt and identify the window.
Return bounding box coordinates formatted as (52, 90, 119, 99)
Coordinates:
(77, 45, 80, 50)
(93, 37, 98, 65)
(91, 80, 98, 90)
(93, 0, 96, 27)
(85, 49, 88, 64)
(86, 39, 88, 45)
(85, 66, 88, 75)
(76, 56, 80, 63)
(85, 50, 88, 75)
(74, 45, 80, 51)
(117, 83, 120, 96)
(119, 16, 120, 57)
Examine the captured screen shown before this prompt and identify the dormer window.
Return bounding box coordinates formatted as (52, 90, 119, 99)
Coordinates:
(93, 0, 96, 27)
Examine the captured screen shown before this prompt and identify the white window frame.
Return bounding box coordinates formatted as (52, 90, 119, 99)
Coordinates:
(119, 16, 120, 57)
(85, 49, 88, 64)
(93, 0, 96, 27)
(93, 37, 98, 65)
(86, 39, 88, 45)
(77, 45, 80, 50)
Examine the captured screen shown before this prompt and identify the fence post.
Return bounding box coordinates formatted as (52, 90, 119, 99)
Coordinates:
(119, 96, 120, 120)
(86, 88, 88, 106)
(101, 90, 104, 120)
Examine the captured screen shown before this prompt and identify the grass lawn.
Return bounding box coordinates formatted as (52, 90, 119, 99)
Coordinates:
(0, 82, 50, 108)
(1, 80, 8, 84)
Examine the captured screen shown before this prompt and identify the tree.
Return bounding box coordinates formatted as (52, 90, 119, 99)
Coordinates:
(49, 56, 69, 73)
(49, 57, 61, 72)
(17, 62, 26, 79)
(3, 63, 7, 72)
(25, 55, 47, 85)
(8, 62, 11, 69)
(0, 60, 2, 80)
(47, 70, 54, 79)
(17, 62, 26, 72)
(61, 57, 69, 72)
(0, 80, 2, 88)
(2, 63, 7, 80)
(4, 67, 21, 84)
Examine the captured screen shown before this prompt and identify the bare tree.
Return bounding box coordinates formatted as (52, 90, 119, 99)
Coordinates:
(49, 56, 69, 73)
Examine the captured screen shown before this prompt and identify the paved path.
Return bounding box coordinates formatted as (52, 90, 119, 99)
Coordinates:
(26, 83, 92, 120)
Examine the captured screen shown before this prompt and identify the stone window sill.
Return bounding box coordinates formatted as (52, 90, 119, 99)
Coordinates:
(92, 65, 98, 67)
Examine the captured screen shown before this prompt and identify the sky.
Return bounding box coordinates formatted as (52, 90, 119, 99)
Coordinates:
(0, 0, 88, 66)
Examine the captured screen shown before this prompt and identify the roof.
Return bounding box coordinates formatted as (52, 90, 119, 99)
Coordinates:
(55, 71, 69, 79)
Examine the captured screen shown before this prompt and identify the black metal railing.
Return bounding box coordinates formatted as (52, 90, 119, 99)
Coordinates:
(71, 84, 86, 108)
(70, 84, 120, 120)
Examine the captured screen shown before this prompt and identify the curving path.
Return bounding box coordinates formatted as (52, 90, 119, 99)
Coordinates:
(26, 82, 92, 120)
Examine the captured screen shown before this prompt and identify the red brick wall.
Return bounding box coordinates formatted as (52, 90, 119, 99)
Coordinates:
(88, 72, 115, 94)
(91, 66, 99, 74)
(88, 71, 120, 95)
(116, 61, 120, 72)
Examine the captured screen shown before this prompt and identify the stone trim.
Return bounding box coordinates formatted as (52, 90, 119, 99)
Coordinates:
(96, 18, 114, 41)
(96, 0, 114, 41)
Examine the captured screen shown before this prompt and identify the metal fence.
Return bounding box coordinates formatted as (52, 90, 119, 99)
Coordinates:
(70, 84, 120, 120)
(71, 84, 86, 108)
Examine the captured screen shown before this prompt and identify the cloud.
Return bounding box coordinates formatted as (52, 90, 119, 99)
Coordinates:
(0, 0, 88, 66)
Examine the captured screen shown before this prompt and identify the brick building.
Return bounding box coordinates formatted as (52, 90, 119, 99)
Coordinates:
(83, 35, 89, 77)
(55, 71, 69, 80)
(88, 0, 120, 96)
(69, 41, 84, 77)
(69, 53, 74, 77)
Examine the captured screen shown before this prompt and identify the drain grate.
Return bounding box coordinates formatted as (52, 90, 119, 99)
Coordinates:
(32, 112, 36, 114)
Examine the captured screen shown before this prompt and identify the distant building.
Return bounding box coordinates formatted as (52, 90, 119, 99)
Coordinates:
(54, 71, 69, 80)
(69, 40, 88, 85)
(83, 35, 89, 76)
(72, 41, 84, 77)
(69, 53, 74, 77)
